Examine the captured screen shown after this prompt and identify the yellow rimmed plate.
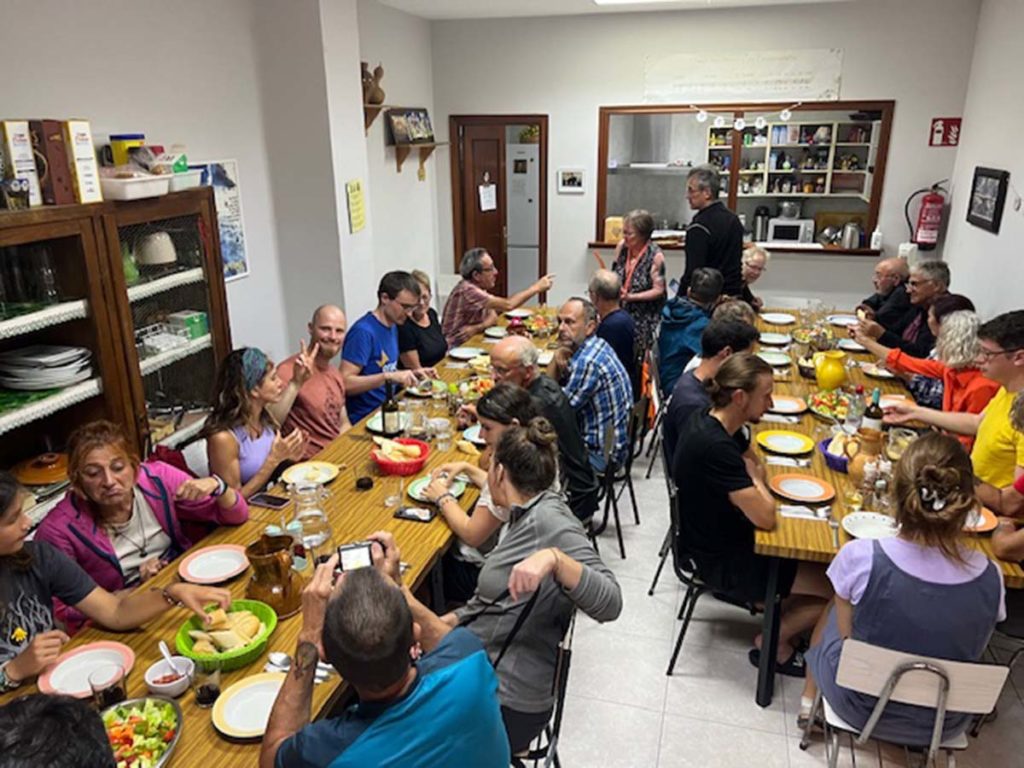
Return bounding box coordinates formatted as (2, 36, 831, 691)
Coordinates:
(756, 430, 815, 455)
(212, 672, 286, 739)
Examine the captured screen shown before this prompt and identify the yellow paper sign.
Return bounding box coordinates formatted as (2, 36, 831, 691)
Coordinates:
(346, 179, 366, 233)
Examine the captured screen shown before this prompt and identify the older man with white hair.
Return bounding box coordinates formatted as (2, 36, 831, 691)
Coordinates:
(857, 257, 911, 331)
(441, 248, 554, 347)
(490, 335, 600, 521)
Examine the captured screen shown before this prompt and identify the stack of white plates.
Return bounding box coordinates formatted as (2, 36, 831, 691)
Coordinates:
(0, 345, 93, 391)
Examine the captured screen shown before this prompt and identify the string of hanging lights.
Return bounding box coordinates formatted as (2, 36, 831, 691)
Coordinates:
(691, 102, 802, 130)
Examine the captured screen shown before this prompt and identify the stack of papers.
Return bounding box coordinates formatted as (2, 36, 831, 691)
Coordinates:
(0, 345, 93, 391)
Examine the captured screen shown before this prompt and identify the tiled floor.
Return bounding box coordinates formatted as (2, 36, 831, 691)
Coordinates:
(555, 453, 1024, 767)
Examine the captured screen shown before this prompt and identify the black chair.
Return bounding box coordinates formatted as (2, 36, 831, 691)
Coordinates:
(665, 471, 758, 675)
(511, 610, 577, 768)
(592, 396, 648, 559)
(644, 341, 668, 479)
(647, 435, 675, 596)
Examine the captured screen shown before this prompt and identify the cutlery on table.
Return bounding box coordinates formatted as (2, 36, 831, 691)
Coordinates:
(762, 414, 800, 424)
(158, 640, 183, 676)
(766, 457, 811, 468)
(779, 505, 823, 520)
(826, 508, 841, 549)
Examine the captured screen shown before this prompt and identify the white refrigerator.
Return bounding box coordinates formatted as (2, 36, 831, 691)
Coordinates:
(505, 143, 540, 295)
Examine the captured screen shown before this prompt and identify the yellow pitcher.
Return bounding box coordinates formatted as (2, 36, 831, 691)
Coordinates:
(813, 350, 848, 391)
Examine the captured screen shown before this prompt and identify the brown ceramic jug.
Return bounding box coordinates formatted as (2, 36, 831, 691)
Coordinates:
(245, 535, 306, 618)
(845, 428, 883, 487)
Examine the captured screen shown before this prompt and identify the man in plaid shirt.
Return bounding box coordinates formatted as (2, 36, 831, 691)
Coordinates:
(556, 297, 633, 471)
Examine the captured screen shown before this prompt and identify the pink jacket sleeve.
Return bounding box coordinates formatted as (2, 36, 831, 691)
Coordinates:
(143, 461, 249, 526)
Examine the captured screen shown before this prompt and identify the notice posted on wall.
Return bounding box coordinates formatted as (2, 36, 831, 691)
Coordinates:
(189, 159, 249, 281)
(346, 179, 366, 233)
(643, 48, 843, 104)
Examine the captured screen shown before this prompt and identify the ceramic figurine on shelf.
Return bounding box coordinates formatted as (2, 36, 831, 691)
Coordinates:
(360, 61, 373, 103)
(367, 62, 386, 105)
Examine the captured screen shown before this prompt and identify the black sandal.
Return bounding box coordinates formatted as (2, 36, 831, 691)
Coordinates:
(748, 647, 807, 678)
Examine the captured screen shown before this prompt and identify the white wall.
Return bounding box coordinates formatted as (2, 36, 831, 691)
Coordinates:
(942, 0, 1024, 319)
(358, 0, 442, 283)
(430, 0, 981, 305)
(0, 0, 291, 357)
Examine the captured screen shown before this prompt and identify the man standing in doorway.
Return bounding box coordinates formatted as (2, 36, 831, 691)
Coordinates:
(681, 165, 744, 298)
(441, 248, 554, 347)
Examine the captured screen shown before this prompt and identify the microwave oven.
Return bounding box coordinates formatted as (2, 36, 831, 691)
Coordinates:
(766, 217, 815, 243)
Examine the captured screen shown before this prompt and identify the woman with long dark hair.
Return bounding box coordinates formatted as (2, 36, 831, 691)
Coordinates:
(205, 347, 305, 498)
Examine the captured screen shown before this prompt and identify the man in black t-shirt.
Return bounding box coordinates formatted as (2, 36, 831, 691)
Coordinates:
(672, 353, 830, 677)
(663, 318, 758, 466)
(588, 269, 638, 388)
(489, 336, 600, 521)
(681, 165, 744, 297)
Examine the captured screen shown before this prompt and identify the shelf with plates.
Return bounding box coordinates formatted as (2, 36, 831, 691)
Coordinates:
(126, 267, 205, 303)
(139, 334, 213, 377)
(0, 300, 89, 341)
(0, 378, 102, 437)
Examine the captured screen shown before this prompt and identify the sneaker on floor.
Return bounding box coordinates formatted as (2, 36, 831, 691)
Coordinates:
(748, 647, 806, 678)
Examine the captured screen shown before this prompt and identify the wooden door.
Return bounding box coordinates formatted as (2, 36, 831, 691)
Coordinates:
(458, 124, 507, 296)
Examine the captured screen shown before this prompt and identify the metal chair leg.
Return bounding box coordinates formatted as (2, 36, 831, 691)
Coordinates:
(667, 585, 700, 675)
(611, 490, 626, 559)
(626, 474, 639, 525)
(799, 690, 822, 751)
(645, 434, 661, 479)
(648, 527, 672, 596)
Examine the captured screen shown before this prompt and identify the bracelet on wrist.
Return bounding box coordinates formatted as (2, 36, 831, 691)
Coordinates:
(155, 586, 184, 607)
(434, 492, 457, 507)
(210, 474, 228, 498)
(0, 661, 23, 691)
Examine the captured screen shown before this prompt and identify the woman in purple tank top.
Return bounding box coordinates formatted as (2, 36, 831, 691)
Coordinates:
(204, 348, 306, 498)
(802, 433, 1004, 746)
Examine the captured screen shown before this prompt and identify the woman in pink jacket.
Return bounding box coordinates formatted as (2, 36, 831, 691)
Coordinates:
(35, 420, 248, 633)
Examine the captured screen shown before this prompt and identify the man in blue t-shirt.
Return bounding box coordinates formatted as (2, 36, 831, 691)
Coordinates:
(588, 269, 637, 388)
(341, 272, 433, 423)
(261, 538, 509, 768)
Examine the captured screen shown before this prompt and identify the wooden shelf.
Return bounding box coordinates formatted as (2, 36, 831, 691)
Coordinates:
(363, 103, 389, 135)
(139, 334, 212, 376)
(0, 378, 102, 436)
(126, 267, 205, 303)
(394, 142, 448, 180)
(0, 300, 88, 341)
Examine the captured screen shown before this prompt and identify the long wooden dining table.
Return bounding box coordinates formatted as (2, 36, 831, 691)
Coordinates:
(751, 310, 1024, 708)
(0, 338, 518, 765)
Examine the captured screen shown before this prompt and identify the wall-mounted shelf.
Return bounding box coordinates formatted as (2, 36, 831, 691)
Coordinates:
(363, 103, 390, 135)
(394, 142, 448, 180)
(0, 300, 88, 341)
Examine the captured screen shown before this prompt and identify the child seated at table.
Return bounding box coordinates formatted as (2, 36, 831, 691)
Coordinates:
(801, 433, 1005, 744)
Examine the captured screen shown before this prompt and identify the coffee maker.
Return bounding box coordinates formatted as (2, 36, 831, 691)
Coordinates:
(753, 206, 770, 242)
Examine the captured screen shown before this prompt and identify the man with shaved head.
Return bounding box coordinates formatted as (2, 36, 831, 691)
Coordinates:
(490, 335, 599, 521)
(273, 304, 352, 458)
(857, 257, 910, 331)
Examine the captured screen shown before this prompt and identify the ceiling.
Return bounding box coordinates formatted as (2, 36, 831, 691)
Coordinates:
(377, 0, 855, 21)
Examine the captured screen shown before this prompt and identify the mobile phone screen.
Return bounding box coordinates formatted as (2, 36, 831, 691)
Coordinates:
(249, 493, 290, 510)
(338, 543, 373, 572)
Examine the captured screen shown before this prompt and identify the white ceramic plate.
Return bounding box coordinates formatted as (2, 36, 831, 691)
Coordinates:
(462, 423, 486, 446)
(777, 478, 826, 500)
(842, 511, 900, 540)
(759, 332, 792, 346)
(178, 545, 249, 584)
(366, 412, 410, 433)
(837, 338, 867, 352)
(484, 326, 508, 339)
(37, 642, 136, 698)
(828, 314, 860, 328)
(407, 476, 468, 502)
(862, 363, 896, 379)
(212, 673, 285, 739)
(761, 312, 796, 325)
(537, 350, 554, 366)
(757, 350, 791, 367)
(769, 395, 809, 415)
(449, 346, 485, 361)
(281, 461, 339, 485)
(505, 309, 533, 319)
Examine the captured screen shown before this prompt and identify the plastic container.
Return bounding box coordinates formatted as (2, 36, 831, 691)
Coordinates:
(372, 437, 430, 476)
(175, 599, 277, 672)
(99, 174, 170, 200)
(819, 439, 849, 473)
(168, 170, 203, 192)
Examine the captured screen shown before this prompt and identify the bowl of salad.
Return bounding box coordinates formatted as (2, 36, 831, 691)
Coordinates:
(102, 696, 183, 768)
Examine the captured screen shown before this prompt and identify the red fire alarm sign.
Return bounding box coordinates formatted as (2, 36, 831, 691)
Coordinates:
(929, 117, 962, 147)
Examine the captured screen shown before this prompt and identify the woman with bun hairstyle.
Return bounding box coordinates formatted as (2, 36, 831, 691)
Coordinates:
(405, 416, 622, 752)
(800, 433, 1005, 743)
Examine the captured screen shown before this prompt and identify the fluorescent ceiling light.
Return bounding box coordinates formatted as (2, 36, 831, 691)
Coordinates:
(593, 0, 689, 5)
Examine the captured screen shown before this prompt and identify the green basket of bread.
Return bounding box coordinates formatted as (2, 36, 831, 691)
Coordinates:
(175, 600, 277, 672)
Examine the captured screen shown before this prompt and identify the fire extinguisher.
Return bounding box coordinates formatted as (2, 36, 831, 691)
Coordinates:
(905, 181, 948, 251)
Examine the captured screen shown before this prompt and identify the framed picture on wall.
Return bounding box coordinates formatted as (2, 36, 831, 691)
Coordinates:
(386, 108, 434, 145)
(966, 166, 1009, 234)
(557, 168, 584, 194)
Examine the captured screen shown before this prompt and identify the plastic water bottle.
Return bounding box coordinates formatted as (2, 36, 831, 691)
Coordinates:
(844, 385, 866, 434)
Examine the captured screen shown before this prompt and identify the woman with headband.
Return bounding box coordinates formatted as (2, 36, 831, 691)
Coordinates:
(205, 347, 305, 498)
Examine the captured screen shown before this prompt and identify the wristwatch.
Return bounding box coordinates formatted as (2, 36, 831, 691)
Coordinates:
(0, 662, 22, 692)
(209, 474, 228, 498)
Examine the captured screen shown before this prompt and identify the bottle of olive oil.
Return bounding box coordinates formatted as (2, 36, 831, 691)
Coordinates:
(381, 378, 402, 436)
